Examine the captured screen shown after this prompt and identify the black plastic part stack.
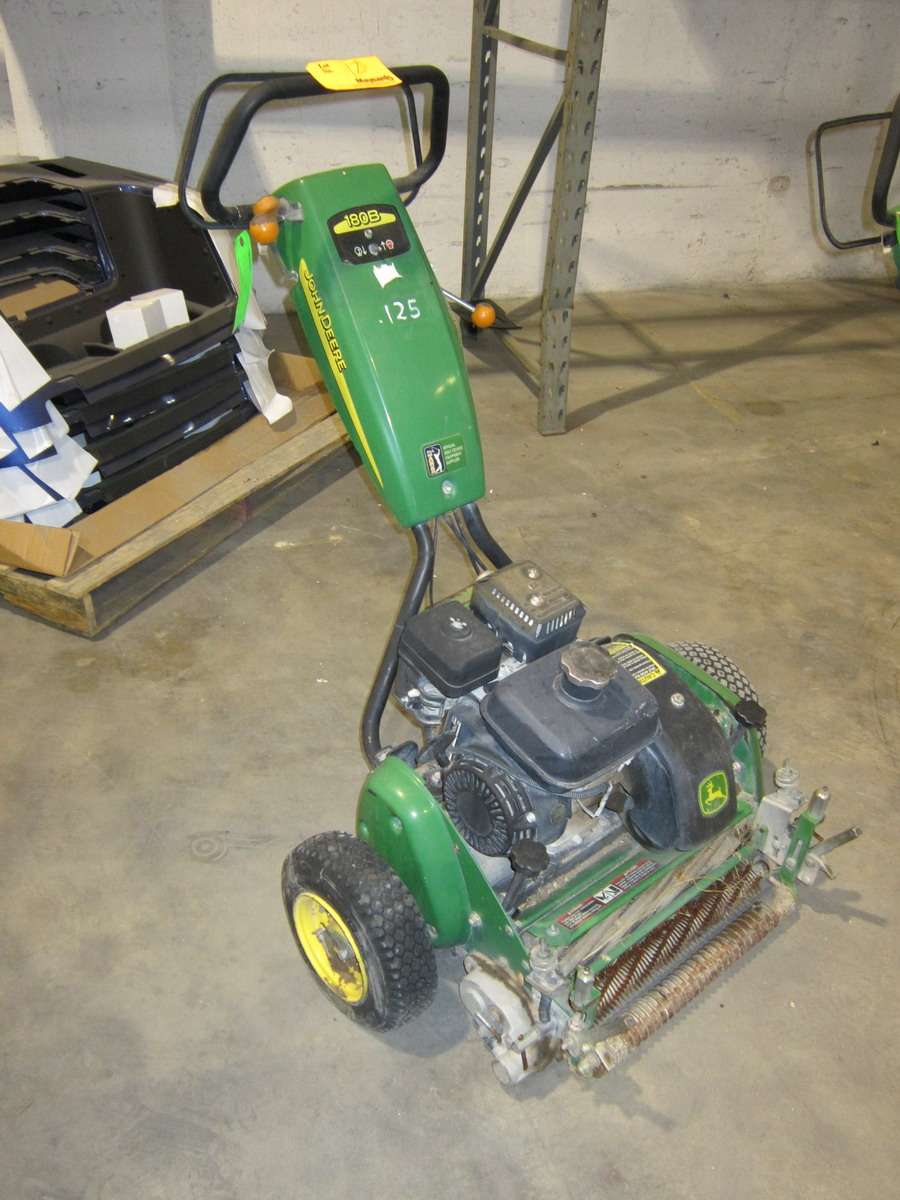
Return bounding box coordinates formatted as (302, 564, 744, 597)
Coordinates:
(0, 157, 253, 514)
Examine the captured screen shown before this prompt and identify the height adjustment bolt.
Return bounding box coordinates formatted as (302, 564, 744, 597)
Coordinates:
(775, 760, 800, 790)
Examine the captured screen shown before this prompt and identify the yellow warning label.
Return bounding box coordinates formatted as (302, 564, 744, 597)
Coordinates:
(307, 56, 401, 92)
(606, 641, 666, 685)
(299, 259, 382, 486)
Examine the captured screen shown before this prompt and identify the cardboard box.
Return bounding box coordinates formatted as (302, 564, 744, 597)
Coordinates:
(0, 351, 329, 577)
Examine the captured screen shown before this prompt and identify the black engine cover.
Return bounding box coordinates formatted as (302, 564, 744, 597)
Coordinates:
(480, 646, 659, 790)
(618, 640, 737, 850)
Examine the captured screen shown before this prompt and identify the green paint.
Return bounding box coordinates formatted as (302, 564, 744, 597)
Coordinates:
(355, 758, 527, 970)
(520, 802, 754, 951)
(232, 230, 254, 330)
(698, 770, 730, 817)
(574, 839, 762, 1013)
(778, 798, 827, 885)
(274, 165, 485, 527)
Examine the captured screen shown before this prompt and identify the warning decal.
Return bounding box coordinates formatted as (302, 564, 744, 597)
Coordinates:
(557, 858, 658, 931)
(606, 640, 666, 685)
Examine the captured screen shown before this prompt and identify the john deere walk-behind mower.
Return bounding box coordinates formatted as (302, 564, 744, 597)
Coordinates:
(180, 60, 860, 1085)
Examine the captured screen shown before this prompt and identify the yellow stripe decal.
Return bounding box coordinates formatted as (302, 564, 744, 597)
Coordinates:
(299, 259, 382, 486)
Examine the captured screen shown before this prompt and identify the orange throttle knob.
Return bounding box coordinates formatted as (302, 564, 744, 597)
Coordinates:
(249, 215, 280, 245)
(471, 301, 496, 329)
(252, 194, 280, 216)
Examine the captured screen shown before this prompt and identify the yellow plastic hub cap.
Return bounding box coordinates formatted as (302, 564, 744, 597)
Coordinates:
(293, 891, 368, 1004)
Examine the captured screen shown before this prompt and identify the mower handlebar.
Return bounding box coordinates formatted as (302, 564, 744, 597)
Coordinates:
(872, 93, 900, 228)
(178, 66, 449, 230)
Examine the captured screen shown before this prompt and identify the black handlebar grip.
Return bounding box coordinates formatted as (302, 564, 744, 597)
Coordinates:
(872, 93, 900, 228)
(195, 65, 449, 228)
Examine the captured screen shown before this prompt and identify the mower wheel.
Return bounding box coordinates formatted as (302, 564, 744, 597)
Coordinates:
(670, 641, 767, 750)
(282, 831, 437, 1030)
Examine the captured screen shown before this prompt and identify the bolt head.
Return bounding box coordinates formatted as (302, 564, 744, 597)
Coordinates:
(468, 911, 483, 928)
(670, 691, 686, 709)
(441, 480, 455, 496)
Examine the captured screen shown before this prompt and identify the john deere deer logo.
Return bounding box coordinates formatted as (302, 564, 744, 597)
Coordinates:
(698, 771, 729, 817)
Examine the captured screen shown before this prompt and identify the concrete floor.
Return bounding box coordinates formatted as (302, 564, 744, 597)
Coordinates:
(2, 279, 898, 1199)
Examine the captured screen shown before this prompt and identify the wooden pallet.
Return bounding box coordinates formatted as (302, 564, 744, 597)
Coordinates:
(0, 396, 346, 637)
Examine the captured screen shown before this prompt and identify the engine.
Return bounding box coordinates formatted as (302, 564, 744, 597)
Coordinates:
(393, 560, 738, 860)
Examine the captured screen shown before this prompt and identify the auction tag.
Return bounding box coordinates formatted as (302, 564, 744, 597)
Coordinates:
(307, 56, 401, 91)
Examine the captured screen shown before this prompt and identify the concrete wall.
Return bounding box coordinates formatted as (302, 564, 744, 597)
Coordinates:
(2, 1, 898, 309)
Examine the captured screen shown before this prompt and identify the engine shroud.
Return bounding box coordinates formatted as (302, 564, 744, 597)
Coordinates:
(481, 646, 660, 791)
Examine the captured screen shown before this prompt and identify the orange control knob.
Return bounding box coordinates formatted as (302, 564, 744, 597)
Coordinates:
(252, 194, 280, 216)
(471, 301, 496, 329)
(249, 215, 280, 245)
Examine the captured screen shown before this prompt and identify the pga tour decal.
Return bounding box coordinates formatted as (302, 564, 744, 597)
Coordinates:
(423, 435, 466, 477)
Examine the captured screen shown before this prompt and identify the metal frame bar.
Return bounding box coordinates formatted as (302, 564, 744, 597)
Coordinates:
(461, 0, 609, 434)
(461, 0, 501, 302)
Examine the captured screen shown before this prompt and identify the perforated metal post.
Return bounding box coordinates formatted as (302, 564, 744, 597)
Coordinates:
(539, 1, 608, 433)
(461, 0, 501, 303)
(460, 0, 609, 434)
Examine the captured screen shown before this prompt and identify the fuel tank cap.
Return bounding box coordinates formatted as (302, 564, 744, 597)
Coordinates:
(560, 641, 616, 699)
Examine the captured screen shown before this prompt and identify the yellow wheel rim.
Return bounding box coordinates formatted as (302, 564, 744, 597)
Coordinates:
(292, 891, 368, 1004)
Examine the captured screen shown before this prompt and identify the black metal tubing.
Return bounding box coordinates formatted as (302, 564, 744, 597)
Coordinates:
(177, 66, 449, 231)
(813, 110, 891, 249)
(177, 71, 288, 231)
(399, 81, 424, 205)
(872, 94, 900, 228)
(362, 523, 435, 766)
(461, 502, 511, 569)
